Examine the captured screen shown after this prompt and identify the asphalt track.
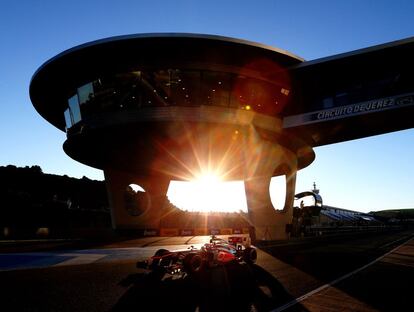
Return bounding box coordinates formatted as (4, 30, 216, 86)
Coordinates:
(0, 230, 413, 311)
(0, 235, 229, 271)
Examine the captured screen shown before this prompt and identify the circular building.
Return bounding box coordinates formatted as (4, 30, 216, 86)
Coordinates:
(30, 33, 315, 240)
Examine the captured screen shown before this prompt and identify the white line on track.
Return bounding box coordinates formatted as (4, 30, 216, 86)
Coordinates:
(378, 234, 413, 249)
(271, 235, 414, 312)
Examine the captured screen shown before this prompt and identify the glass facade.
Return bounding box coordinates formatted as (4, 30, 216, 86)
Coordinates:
(66, 94, 81, 128)
(64, 108, 72, 130)
(77, 82, 94, 105)
(64, 68, 290, 130)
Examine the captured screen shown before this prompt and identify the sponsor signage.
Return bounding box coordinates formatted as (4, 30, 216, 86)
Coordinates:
(180, 229, 194, 236)
(283, 92, 414, 128)
(194, 228, 208, 236)
(143, 228, 251, 237)
(210, 228, 220, 235)
(143, 229, 159, 236)
(220, 228, 233, 235)
(160, 228, 179, 236)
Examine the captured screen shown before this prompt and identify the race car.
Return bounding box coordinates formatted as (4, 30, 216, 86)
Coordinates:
(139, 236, 257, 279)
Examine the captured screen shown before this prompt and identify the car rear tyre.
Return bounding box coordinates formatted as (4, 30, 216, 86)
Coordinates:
(154, 249, 170, 257)
(149, 248, 170, 280)
(183, 253, 204, 274)
(243, 247, 257, 264)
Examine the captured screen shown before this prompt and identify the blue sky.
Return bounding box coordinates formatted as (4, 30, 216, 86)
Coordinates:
(1, 0, 413, 212)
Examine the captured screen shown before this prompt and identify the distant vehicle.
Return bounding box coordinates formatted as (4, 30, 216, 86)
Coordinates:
(139, 236, 257, 279)
(226, 235, 252, 248)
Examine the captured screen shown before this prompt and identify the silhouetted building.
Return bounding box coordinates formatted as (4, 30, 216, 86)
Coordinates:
(30, 34, 414, 240)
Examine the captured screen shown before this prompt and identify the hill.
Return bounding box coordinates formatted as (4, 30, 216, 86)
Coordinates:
(371, 209, 414, 220)
(0, 165, 110, 238)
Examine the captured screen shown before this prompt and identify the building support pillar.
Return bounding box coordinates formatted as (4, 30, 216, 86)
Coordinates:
(104, 168, 170, 230)
(243, 128, 298, 241)
(244, 170, 296, 240)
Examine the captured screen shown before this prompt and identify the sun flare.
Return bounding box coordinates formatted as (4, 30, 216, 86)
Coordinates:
(167, 175, 287, 213)
(194, 171, 221, 185)
(167, 172, 248, 213)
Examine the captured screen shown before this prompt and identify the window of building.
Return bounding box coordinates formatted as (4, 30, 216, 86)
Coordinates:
(64, 108, 72, 129)
(77, 82, 94, 105)
(202, 71, 230, 107)
(68, 94, 81, 124)
(66, 68, 289, 123)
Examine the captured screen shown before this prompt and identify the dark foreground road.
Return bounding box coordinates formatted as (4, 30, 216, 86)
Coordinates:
(0, 229, 413, 312)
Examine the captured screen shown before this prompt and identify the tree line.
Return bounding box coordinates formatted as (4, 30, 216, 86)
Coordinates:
(0, 165, 110, 238)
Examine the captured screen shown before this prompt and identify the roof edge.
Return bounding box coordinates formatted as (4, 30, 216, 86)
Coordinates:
(31, 32, 304, 84)
(296, 36, 414, 68)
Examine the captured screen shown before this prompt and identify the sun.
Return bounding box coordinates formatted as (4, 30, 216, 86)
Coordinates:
(194, 172, 221, 186)
(167, 172, 248, 213)
(167, 173, 288, 213)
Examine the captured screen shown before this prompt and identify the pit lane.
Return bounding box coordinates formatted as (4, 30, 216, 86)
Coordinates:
(0, 230, 413, 311)
(0, 235, 243, 271)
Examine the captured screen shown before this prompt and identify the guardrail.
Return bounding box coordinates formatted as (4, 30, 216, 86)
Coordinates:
(146, 227, 252, 237)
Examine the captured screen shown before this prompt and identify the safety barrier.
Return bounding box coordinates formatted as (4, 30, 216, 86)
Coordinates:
(146, 227, 253, 237)
(159, 228, 180, 236)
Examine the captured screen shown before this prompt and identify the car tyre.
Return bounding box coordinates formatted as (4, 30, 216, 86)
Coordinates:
(243, 247, 257, 264)
(149, 248, 170, 280)
(183, 253, 204, 274)
(154, 249, 170, 257)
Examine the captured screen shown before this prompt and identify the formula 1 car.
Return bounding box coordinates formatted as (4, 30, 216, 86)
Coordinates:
(139, 236, 257, 279)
